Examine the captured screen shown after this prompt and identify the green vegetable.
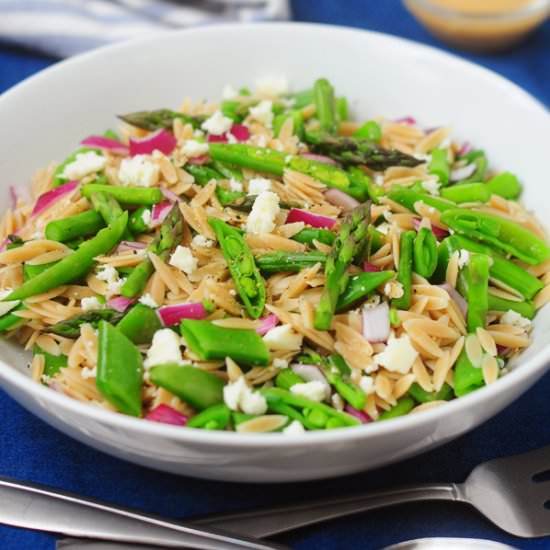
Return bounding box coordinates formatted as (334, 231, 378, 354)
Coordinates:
(186, 164, 223, 186)
(454, 348, 484, 397)
(90, 191, 133, 241)
(215, 186, 246, 207)
(48, 309, 125, 338)
(52, 147, 97, 187)
(323, 355, 365, 410)
(388, 185, 456, 213)
(24, 261, 58, 281)
(180, 319, 269, 366)
(428, 148, 450, 185)
(392, 231, 415, 310)
(291, 228, 336, 247)
(33, 345, 67, 378)
(273, 110, 304, 140)
(291, 88, 314, 108)
(336, 270, 395, 312)
(256, 251, 327, 274)
(458, 150, 487, 183)
(187, 404, 231, 430)
(487, 293, 535, 319)
(81, 184, 162, 206)
(117, 304, 162, 345)
(149, 364, 224, 411)
(45, 210, 105, 242)
(353, 120, 382, 142)
(464, 253, 490, 332)
(314, 78, 337, 135)
(409, 383, 453, 403)
(378, 396, 415, 420)
(0, 306, 25, 332)
(118, 109, 203, 131)
(486, 171, 522, 200)
(335, 96, 348, 122)
(209, 217, 266, 319)
(440, 182, 491, 204)
(275, 368, 306, 391)
(413, 227, 438, 278)
(96, 321, 143, 417)
(128, 206, 152, 234)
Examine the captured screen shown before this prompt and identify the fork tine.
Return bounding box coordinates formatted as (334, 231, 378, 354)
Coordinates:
(486, 444, 550, 477)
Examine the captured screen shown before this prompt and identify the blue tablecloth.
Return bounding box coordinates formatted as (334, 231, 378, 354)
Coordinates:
(1, 1, 549, 548)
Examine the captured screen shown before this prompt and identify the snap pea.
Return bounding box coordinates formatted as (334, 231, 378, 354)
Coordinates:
(323, 355, 366, 410)
(314, 78, 337, 135)
(212, 161, 243, 182)
(392, 231, 415, 310)
(45, 210, 105, 243)
(209, 217, 266, 319)
(291, 88, 314, 109)
(215, 186, 246, 207)
(273, 110, 304, 140)
(186, 164, 223, 186)
(454, 348, 484, 397)
(428, 148, 450, 185)
(440, 182, 491, 204)
(275, 368, 306, 391)
(33, 345, 67, 379)
(117, 304, 162, 345)
(378, 396, 415, 420)
(463, 253, 490, 332)
(353, 120, 382, 143)
(6, 212, 128, 301)
(413, 227, 438, 278)
(440, 208, 550, 265)
(388, 185, 456, 213)
(81, 183, 163, 206)
(291, 228, 336, 247)
(486, 172, 522, 200)
(149, 363, 224, 411)
(409, 382, 453, 403)
(180, 319, 269, 366)
(187, 404, 231, 430)
(487, 293, 535, 320)
(0, 306, 25, 332)
(128, 206, 152, 234)
(96, 321, 143, 417)
(458, 150, 488, 183)
(335, 270, 395, 312)
(335, 96, 348, 122)
(24, 261, 58, 281)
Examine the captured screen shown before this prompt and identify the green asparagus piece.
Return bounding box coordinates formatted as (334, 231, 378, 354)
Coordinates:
(409, 382, 453, 403)
(314, 204, 371, 330)
(256, 251, 327, 273)
(313, 78, 337, 135)
(128, 206, 153, 234)
(208, 217, 266, 319)
(353, 120, 382, 143)
(215, 187, 246, 207)
(335, 96, 349, 122)
(336, 270, 395, 312)
(291, 228, 336, 247)
(48, 309, 125, 338)
(90, 191, 133, 240)
(275, 368, 306, 391)
(393, 231, 415, 310)
(118, 109, 204, 131)
(45, 210, 105, 243)
(323, 355, 366, 410)
(81, 184, 163, 206)
(186, 164, 223, 186)
(187, 404, 231, 430)
(428, 148, 450, 185)
(378, 396, 415, 420)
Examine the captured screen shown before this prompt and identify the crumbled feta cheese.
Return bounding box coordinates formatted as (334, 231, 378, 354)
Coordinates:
(222, 84, 238, 100)
(201, 111, 233, 136)
(263, 324, 303, 351)
(141, 209, 152, 227)
(227, 132, 238, 144)
(458, 249, 470, 269)
(169, 245, 198, 275)
(223, 376, 267, 415)
(81, 296, 103, 311)
(0, 288, 13, 300)
(501, 309, 531, 330)
(229, 178, 243, 192)
(254, 76, 289, 97)
(246, 191, 280, 234)
(193, 129, 205, 139)
(359, 375, 375, 395)
(191, 234, 213, 248)
(181, 140, 209, 158)
(373, 334, 418, 374)
(248, 177, 271, 195)
(421, 178, 440, 196)
(331, 393, 344, 411)
(61, 152, 106, 181)
(139, 293, 158, 308)
(282, 420, 306, 435)
(290, 381, 326, 402)
(118, 155, 160, 187)
(375, 174, 385, 186)
(144, 328, 183, 369)
(96, 265, 126, 297)
(272, 357, 288, 369)
(81, 367, 97, 380)
(249, 100, 274, 128)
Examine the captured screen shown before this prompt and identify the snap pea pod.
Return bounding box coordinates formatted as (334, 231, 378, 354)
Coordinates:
(128, 206, 152, 234)
(347, 166, 385, 203)
(486, 172, 522, 200)
(409, 382, 453, 403)
(81, 183, 163, 206)
(215, 186, 246, 207)
(428, 148, 450, 185)
(118, 109, 204, 131)
(454, 348, 484, 397)
(208, 217, 266, 319)
(392, 231, 415, 310)
(96, 321, 143, 417)
(435, 235, 543, 299)
(186, 404, 231, 430)
(353, 120, 382, 143)
(90, 191, 133, 241)
(440, 208, 550, 265)
(335, 96, 348, 122)
(273, 110, 304, 140)
(368, 225, 385, 253)
(149, 363, 224, 411)
(458, 150, 488, 183)
(387, 185, 457, 213)
(117, 304, 162, 345)
(256, 251, 327, 273)
(315, 204, 371, 330)
(48, 309, 125, 338)
(180, 319, 269, 366)
(413, 227, 438, 278)
(5, 212, 128, 301)
(186, 164, 223, 186)
(212, 161, 243, 182)
(0, 305, 25, 332)
(33, 345, 68, 379)
(323, 355, 366, 410)
(314, 78, 337, 135)
(52, 147, 98, 187)
(275, 368, 306, 391)
(487, 293, 535, 320)
(45, 210, 105, 243)
(378, 396, 415, 420)
(24, 261, 58, 280)
(290, 88, 314, 109)
(440, 182, 491, 204)
(335, 270, 395, 312)
(291, 228, 336, 247)
(464, 253, 490, 332)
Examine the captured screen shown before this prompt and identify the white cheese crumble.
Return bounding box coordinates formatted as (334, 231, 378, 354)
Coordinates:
(81, 367, 97, 380)
(263, 324, 303, 351)
(501, 309, 531, 330)
(282, 420, 306, 435)
(61, 151, 106, 181)
(223, 376, 268, 415)
(331, 393, 344, 411)
(254, 76, 289, 97)
(359, 375, 375, 395)
(421, 178, 441, 196)
(144, 328, 183, 369)
(181, 140, 209, 158)
(373, 334, 418, 374)
(169, 246, 198, 275)
(201, 111, 233, 136)
(229, 178, 243, 192)
(249, 100, 274, 128)
(139, 293, 158, 308)
(81, 296, 103, 312)
(96, 265, 126, 297)
(290, 381, 326, 402)
(458, 249, 470, 269)
(191, 234, 214, 248)
(246, 191, 280, 234)
(248, 177, 272, 195)
(272, 357, 288, 369)
(222, 84, 238, 100)
(141, 209, 152, 227)
(118, 155, 160, 187)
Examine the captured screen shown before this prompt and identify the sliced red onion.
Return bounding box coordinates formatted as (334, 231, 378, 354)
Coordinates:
(345, 405, 372, 424)
(129, 129, 177, 157)
(207, 134, 227, 143)
(458, 141, 472, 156)
(107, 296, 135, 313)
(438, 283, 468, 318)
(324, 188, 359, 211)
(394, 116, 416, 125)
(157, 302, 207, 327)
(187, 155, 210, 165)
(9, 186, 18, 210)
(451, 163, 476, 182)
(256, 314, 279, 335)
(290, 364, 331, 399)
(116, 240, 147, 253)
(32, 180, 78, 217)
(150, 200, 173, 227)
(496, 345, 510, 356)
(300, 152, 339, 166)
(81, 135, 129, 155)
(229, 124, 250, 142)
(362, 301, 390, 343)
(286, 208, 336, 229)
(160, 187, 181, 203)
(412, 219, 449, 240)
(363, 261, 381, 273)
(145, 404, 188, 426)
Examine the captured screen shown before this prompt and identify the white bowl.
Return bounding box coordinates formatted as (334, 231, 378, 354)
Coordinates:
(0, 23, 549, 483)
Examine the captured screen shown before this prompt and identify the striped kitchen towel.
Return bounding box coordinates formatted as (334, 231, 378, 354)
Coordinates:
(0, 0, 290, 57)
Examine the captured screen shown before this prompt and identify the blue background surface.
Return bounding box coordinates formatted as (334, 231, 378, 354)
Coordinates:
(1, 1, 550, 548)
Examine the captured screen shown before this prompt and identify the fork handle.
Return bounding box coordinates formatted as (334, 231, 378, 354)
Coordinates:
(192, 483, 462, 538)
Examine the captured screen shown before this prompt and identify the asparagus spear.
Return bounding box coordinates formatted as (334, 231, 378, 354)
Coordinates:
(49, 309, 125, 338)
(90, 191, 133, 241)
(118, 109, 204, 131)
(120, 204, 184, 298)
(313, 78, 337, 135)
(314, 203, 371, 331)
(256, 251, 327, 273)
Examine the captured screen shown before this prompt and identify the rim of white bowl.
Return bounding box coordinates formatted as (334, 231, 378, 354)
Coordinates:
(0, 22, 549, 448)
